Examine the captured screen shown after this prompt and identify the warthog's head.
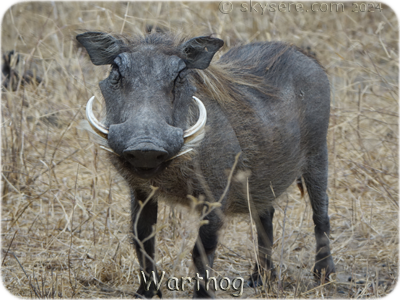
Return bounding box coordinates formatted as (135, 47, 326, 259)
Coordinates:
(77, 32, 223, 178)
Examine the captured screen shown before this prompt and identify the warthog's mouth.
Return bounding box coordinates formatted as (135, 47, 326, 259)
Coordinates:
(133, 164, 164, 178)
(81, 95, 207, 161)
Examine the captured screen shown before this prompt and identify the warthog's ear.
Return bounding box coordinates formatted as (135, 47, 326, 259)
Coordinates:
(180, 36, 224, 69)
(76, 32, 124, 65)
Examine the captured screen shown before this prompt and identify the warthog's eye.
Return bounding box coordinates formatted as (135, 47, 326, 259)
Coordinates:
(109, 63, 121, 85)
(175, 69, 187, 85)
(171, 70, 187, 103)
(177, 69, 187, 83)
(109, 56, 123, 85)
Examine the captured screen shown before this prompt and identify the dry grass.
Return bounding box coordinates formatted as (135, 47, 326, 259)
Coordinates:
(1, 1, 398, 298)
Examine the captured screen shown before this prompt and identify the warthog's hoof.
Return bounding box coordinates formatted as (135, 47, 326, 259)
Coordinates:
(246, 269, 276, 288)
(134, 287, 162, 299)
(313, 255, 335, 281)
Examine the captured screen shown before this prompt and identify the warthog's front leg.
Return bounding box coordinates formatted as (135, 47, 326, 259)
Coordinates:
(248, 206, 276, 287)
(192, 209, 223, 298)
(131, 189, 162, 298)
(303, 147, 335, 279)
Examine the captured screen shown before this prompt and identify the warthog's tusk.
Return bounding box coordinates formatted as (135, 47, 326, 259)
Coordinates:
(168, 148, 194, 160)
(183, 96, 207, 139)
(86, 95, 206, 141)
(86, 96, 109, 138)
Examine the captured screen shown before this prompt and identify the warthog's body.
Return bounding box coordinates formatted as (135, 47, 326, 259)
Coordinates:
(77, 31, 335, 297)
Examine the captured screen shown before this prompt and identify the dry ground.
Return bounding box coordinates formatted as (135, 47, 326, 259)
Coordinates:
(1, 1, 398, 298)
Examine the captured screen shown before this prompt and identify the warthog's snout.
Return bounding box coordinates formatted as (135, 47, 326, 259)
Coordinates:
(106, 118, 185, 178)
(123, 143, 169, 168)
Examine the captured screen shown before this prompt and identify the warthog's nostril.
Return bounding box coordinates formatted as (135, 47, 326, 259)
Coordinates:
(123, 144, 169, 168)
(125, 153, 136, 160)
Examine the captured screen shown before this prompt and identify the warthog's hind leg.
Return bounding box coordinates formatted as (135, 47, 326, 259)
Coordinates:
(303, 147, 335, 280)
(248, 207, 276, 287)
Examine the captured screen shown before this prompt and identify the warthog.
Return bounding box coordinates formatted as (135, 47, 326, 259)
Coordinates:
(77, 31, 335, 297)
(0, 51, 42, 91)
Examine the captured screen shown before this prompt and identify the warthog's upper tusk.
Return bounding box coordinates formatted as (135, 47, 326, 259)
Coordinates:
(85, 95, 207, 141)
(86, 96, 109, 138)
(183, 96, 207, 139)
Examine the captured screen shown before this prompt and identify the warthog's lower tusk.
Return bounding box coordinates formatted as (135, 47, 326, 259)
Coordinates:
(85, 95, 207, 141)
(86, 96, 109, 138)
(168, 148, 194, 160)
